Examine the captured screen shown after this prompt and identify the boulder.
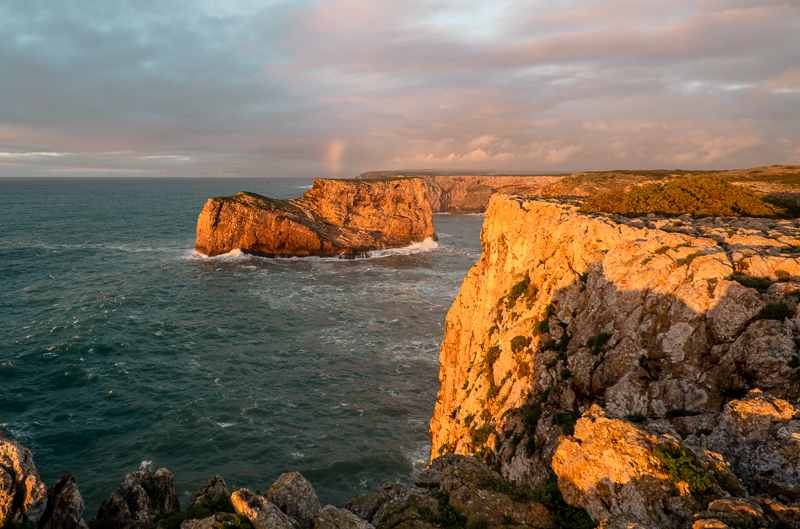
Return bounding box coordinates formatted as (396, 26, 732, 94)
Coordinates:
(552, 406, 698, 528)
(314, 505, 374, 529)
(41, 474, 88, 529)
(231, 488, 293, 529)
(94, 466, 180, 529)
(696, 390, 800, 486)
(189, 475, 230, 508)
(0, 430, 48, 526)
(266, 471, 321, 526)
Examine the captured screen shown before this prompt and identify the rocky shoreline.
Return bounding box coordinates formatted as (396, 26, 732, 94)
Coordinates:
(5, 192, 800, 529)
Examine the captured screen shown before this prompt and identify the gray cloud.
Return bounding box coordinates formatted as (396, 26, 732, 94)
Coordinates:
(0, 0, 798, 177)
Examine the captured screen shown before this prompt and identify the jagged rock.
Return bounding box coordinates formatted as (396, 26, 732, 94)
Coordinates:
(314, 505, 374, 529)
(266, 471, 321, 526)
(696, 390, 800, 486)
(41, 474, 88, 529)
(762, 498, 800, 528)
(189, 475, 230, 508)
(0, 430, 48, 525)
(179, 513, 235, 529)
(345, 483, 416, 525)
(195, 178, 436, 258)
(231, 488, 293, 529)
(552, 406, 696, 528)
(373, 488, 440, 529)
(94, 467, 180, 529)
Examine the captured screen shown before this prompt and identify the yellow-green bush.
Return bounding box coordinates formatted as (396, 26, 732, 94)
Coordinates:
(582, 177, 787, 217)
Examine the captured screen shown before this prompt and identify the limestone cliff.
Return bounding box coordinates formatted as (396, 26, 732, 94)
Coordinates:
(431, 195, 800, 527)
(354, 173, 563, 213)
(195, 178, 435, 258)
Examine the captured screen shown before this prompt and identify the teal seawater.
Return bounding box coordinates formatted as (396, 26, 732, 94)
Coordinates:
(0, 177, 483, 516)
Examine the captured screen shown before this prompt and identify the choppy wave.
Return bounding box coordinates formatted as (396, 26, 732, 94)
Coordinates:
(0, 177, 484, 515)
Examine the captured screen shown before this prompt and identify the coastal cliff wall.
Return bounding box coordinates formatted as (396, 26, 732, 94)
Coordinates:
(196, 177, 435, 257)
(353, 172, 563, 213)
(431, 195, 800, 526)
(421, 175, 562, 213)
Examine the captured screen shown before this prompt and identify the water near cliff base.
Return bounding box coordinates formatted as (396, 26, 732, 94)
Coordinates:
(0, 177, 483, 514)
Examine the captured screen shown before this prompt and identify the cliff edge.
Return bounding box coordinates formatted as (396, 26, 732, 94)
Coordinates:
(195, 178, 435, 258)
(431, 195, 800, 528)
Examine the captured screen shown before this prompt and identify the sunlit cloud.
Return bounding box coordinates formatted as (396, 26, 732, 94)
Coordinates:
(0, 0, 798, 176)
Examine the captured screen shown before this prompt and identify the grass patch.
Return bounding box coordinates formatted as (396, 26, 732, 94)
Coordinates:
(582, 176, 786, 217)
(759, 302, 792, 321)
(775, 270, 791, 282)
(706, 278, 719, 299)
(625, 413, 647, 423)
(675, 252, 701, 268)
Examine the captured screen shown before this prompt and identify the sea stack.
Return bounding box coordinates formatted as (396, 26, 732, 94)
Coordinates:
(195, 177, 435, 258)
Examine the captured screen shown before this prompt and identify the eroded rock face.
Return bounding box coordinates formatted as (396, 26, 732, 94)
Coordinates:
(345, 454, 551, 529)
(552, 407, 695, 528)
(189, 475, 230, 508)
(94, 466, 180, 529)
(41, 474, 88, 529)
(353, 173, 564, 213)
(266, 471, 321, 526)
(429, 196, 800, 527)
(231, 488, 293, 529)
(195, 178, 436, 258)
(0, 430, 48, 526)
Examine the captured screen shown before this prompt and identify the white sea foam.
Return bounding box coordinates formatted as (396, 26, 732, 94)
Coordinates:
(367, 237, 439, 258)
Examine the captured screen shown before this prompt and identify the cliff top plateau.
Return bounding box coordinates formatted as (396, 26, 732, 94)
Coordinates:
(195, 178, 435, 258)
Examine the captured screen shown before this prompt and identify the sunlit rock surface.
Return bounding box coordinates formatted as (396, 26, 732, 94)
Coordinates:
(195, 177, 435, 258)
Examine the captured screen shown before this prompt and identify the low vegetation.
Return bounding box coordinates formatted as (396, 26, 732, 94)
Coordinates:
(653, 445, 715, 501)
(582, 177, 787, 217)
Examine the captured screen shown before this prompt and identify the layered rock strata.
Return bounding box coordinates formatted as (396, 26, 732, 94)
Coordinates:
(354, 172, 563, 213)
(430, 195, 800, 527)
(195, 178, 435, 258)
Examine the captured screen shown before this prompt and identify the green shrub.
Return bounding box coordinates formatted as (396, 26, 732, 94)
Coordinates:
(585, 332, 612, 355)
(484, 346, 501, 368)
(731, 274, 771, 293)
(505, 273, 537, 309)
(529, 476, 596, 529)
(511, 336, 529, 354)
(625, 413, 646, 423)
(675, 252, 701, 268)
(582, 176, 786, 217)
(664, 409, 701, 419)
(653, 445, 714, 500)
(552, 411, 581, 436)
(775, 270, 791, 282)
(759, 302, 792, 321)
(488, 324, 499, 338)
(146, 495, 244, 529)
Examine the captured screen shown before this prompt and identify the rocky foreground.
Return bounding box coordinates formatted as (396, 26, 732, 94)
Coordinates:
(431, 195, 800, 528)
(195, 178, 435, 258)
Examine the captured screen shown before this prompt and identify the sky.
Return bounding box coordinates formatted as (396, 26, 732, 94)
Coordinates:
(1, 0, 799, 178)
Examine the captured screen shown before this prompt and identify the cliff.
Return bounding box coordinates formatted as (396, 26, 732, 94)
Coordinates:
(353, 173, 563, 213)
(195, 178, 435, 258)
(430, 195, 800, 527)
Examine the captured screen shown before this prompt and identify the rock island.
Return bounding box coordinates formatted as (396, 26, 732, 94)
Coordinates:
(195, 177, 435, 258)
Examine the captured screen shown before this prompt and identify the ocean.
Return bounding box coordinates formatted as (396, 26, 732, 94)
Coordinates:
(0, 177, 483, 515)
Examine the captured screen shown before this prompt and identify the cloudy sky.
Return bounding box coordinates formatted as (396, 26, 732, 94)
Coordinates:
(1, 0, 799, 177)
